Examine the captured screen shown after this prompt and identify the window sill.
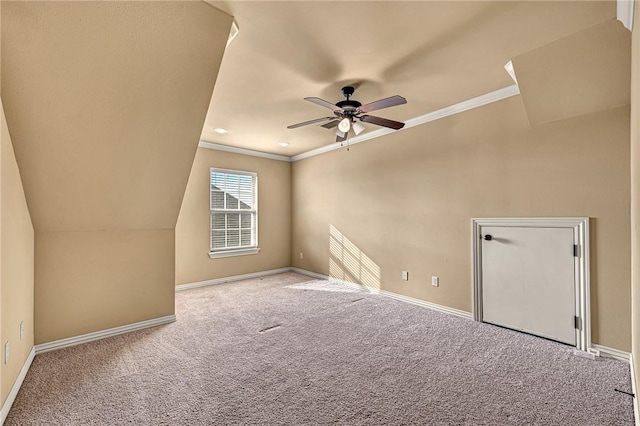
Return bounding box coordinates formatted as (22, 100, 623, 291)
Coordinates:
(209, 247, 260, 259)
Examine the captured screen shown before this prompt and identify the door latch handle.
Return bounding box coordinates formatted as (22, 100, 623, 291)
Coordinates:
(483, 234, 493, 241)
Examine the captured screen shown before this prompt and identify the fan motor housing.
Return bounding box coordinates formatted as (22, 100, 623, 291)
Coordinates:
(336, 86, 361, 113)
(287, 85, 405, 131)
(335, 99, 362, 111)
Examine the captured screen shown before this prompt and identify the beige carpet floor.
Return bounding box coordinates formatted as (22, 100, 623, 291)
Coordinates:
(5, 272, 635, 425)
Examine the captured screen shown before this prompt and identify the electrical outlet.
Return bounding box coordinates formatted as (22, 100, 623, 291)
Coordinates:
(299, 252, 304, 259)
(431, 276, 439, 287)
(402, 271, 409, 281)
(20, 321, 24, 341)
(4, 341, 9, 364)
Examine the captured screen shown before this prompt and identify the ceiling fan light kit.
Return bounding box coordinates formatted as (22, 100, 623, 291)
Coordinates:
(338, 118, 351, 133)
(352, 121, 365, 136)
(288, 86, 407, 143)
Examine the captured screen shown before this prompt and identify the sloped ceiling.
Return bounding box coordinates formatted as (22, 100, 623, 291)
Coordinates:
(1, 1, 232, 231)
(513, 19, 631, 125)
(202, 1, 617, 156)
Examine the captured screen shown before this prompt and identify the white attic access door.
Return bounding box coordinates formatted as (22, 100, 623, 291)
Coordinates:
(472, 218, 591, 352)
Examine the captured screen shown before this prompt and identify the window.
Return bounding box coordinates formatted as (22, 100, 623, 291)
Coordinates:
(209, 168, 259, 258)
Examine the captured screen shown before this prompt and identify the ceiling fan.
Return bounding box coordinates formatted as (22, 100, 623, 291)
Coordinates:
(287, 86, 407, 143)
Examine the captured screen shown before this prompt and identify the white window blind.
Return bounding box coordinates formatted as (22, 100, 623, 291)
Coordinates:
(210, 168, 258, 258)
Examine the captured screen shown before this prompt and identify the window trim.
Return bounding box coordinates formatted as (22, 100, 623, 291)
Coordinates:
(209, 167, 259, 258)
(208, 247, 260, 259)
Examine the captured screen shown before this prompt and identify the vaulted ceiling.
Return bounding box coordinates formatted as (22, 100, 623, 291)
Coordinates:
(2, 2, 232, 231)
(202, 1, 619, 156)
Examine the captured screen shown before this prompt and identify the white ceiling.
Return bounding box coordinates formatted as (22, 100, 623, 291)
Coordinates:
(202, 1, 616, 156)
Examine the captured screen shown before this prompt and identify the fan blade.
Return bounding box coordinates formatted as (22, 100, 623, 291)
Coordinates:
(305, 97, 343, 112)
(336, 134, 347, 143)
(320, 119, 340, 129)
(360, 115, 405, 130)
(358, 95, 407, 114)
(287, 117, 335, 129)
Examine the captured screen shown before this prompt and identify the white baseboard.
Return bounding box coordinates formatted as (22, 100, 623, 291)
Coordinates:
(630, 352, 639, 426)
(35, 314, 176, 355)
(292, 267, 473, 320)
(374, 288, 473, 319)
(290, 267, 327, 281)
(1, 346, 35, 425)
(176, 267, 292, 291)
(590, 344, 631, 363)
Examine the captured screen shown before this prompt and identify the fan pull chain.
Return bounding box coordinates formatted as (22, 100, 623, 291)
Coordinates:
(341, 136, 350, 151)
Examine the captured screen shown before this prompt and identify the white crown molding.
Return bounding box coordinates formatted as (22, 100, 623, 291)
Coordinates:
(405, 84, 520, 128)
(291, 84, 520, 162)
(176, 267, 292, 291)
(199, 85, 520, 163)
(227, 20, 239, 47)
(504, 60, 518, 84)
(198, 141, 292, 162)
(617, 0, 635, 31)
(35, 315, 176, 354)
(1, 347, 35, 424)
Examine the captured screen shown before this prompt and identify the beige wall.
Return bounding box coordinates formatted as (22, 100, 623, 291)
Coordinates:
(0, 98, 34, 405)
(292, 97, 631, 351)
(35, 230, 173, 344)
(1, 2, 232, 343)
(631, 0, 640, 402)
(176, 148, 291, 285)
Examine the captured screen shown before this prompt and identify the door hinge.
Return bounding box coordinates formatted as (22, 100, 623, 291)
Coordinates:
(574, 316, 581, 330)
(573, 244, 579, 257)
